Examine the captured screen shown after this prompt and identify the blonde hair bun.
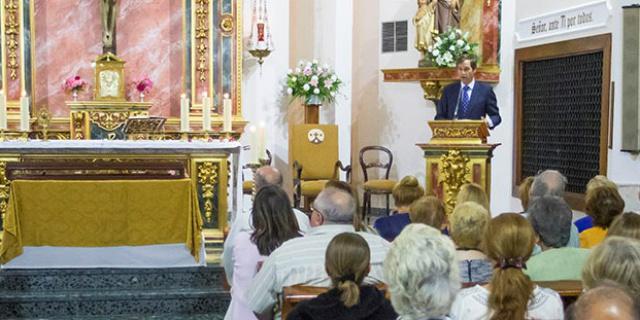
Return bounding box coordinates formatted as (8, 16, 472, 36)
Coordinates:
(399, 176, 419, 187)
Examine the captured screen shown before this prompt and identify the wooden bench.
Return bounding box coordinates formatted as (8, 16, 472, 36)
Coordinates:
(282, 284, 387, 319)
(281, 281, 582, 318)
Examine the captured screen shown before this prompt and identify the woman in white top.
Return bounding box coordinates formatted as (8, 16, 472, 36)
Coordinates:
(450, 213, 563, 320)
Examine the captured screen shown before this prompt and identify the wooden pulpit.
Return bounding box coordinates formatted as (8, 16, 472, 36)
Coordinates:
(418, 120, 500, 215)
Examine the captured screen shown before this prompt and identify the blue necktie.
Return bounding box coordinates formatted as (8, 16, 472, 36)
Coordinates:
(460, 85, 470, 118)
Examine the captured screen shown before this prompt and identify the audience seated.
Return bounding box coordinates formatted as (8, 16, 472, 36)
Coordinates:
(449, 202, 492, 283)
(580, 185, 625, 248)
(246, 187, 390, 319)
(384, 224, 460, 320)
(567, 281, 640, 320)
(456, 183, 490, 212)
(450, 213, 563, 320)
(373, 176, 424, 241)
(529, 170, 580, 248)
(607, 212, 640, 240)
(223, 166, 311, 283)
(325, 180, 368, 232)
(525, 196, 590, 281)
(574, 175, 619, 232)
(517, 176, 534, 212)
(287, 233, 397, 320)
(582, 236, 640, 297)
(226, 185, 302, 319)
(408, 195, 447, 230)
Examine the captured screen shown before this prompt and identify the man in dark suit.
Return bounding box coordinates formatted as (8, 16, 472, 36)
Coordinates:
(435, 55, 502, 129)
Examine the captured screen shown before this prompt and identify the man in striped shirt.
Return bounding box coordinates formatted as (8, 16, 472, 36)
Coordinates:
(246, 187, 390, 319)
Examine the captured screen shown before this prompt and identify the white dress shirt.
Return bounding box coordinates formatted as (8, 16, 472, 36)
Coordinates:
(221, 208, 311, 283)
(245, 224, 390, 318)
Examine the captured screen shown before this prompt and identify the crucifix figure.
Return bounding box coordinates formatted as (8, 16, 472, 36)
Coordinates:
(101, 0, 118, 54)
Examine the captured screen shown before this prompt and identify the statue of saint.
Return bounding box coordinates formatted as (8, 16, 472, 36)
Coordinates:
(435, 0, 462, 33)
(101, 0, 118, 53)
(413, 0, 436, 54)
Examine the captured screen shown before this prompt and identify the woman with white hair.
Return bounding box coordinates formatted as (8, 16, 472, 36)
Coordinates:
(384, 223, 460, 320)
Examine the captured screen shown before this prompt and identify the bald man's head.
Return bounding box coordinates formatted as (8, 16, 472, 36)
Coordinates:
(254, 166, 283, 191)
(569, 283, 640, 320)
(530, 170, 567, 200)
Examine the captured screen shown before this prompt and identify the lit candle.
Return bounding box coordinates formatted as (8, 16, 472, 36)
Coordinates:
(180, 93, 189, 132)
(223, 93, 232, 132)
(19, 91, 29, 132)
(0, 90, 6, 130)
(202, 91, 211, 131)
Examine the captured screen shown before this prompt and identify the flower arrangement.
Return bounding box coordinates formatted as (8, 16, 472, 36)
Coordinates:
(285, 60, 341, 105)
(63, 75, 87, 92)
(427, 28, 478, 68)
(132, 75, 153, 94)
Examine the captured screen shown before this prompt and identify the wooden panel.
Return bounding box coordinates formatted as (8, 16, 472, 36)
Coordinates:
(513, 34, 611, 210)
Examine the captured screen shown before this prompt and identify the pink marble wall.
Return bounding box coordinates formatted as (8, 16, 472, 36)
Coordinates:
(118, 1, 184, 117)
(34, 0, 184, 117)
(34, 1, 101, 116)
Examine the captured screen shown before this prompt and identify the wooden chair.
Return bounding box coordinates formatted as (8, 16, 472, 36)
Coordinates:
(360, 146, 396, 221)
(290, 125, 351, 209)
(282, 284, 387, 319)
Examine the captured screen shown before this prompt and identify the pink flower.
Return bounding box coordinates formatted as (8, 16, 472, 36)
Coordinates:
(309, 78, 318, 87)
(133, 76, 153, 94)
(303, 67, 312, 76)
(63, 75, 87, 92)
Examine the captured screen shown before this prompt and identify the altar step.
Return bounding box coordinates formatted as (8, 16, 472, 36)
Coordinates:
(0, 266, 230, 319)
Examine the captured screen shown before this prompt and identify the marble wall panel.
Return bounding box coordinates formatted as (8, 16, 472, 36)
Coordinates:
(33, 0, 184, 118)
(34, 0, 101, 117)
(117, 0, 184, 117)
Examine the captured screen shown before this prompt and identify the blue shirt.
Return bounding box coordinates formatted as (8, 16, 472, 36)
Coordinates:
(574, 216, 593, 233)
(373, 213, 411, 242)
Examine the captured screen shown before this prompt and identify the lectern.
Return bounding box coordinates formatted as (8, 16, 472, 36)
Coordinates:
(417, 120, 500, 215)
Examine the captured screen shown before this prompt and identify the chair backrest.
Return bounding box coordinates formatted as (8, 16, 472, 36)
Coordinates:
(282, 284, 388, 319)
(359, 146, 393, 182)
(291, 124, 339, 180)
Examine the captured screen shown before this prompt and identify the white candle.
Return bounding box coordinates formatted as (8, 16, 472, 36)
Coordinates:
(257, 122, 266, 161)
(19, 91, 29, 132)
(0, 90, 6, 130)
(248, 125, 258, 163)
(180, 93, 189, 132)
(223, 93, 232, 132)
(202, 91, 211, 131)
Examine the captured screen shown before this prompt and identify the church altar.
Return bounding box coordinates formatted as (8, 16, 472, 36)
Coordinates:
(0, 140, 241, 268)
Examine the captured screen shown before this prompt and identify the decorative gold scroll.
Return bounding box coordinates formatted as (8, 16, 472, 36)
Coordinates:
(4, 0, 19, 80)
(197, 161, 217, 223)
(195, 0, 209, 82)
(0, 161, 10, 224)
(438, 149, 471, 214)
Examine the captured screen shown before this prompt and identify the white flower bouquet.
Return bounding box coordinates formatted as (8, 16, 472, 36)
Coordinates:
(427, 28, 478, 68)
(285, 60, 342, 104)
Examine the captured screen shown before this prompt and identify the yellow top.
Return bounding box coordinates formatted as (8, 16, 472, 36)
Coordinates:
(0, 179, 202, 264)
(579, 226, 607, 249)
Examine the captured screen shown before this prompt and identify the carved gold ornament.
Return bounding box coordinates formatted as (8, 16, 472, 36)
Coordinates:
(195, 0, 210, 82)
(197, 161, 218, 223)
(89, 111, 129, 131)
(0, 162, 10, 224)
(220, 14, 234, 35)
(4, 0, 19, 80)
(438, 149, 470, 214)
(432, 127, 479, 139)
(72, 112, 86, 140)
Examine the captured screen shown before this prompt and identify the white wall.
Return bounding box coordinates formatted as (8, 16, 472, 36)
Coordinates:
(351, 0, 518, 213)
(515, 0, 640, 209)
(241, 0, 291, 193)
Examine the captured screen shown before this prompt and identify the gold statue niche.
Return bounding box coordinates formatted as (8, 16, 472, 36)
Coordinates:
(94, 52, 126, 101)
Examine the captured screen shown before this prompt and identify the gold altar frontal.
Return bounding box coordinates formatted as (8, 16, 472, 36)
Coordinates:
(0, 141, 235, 240)
(419, 120, 500, 215)
(0, 179, 202, 264)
